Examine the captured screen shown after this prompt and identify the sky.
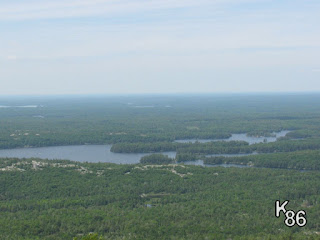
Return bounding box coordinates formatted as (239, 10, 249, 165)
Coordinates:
(0, 0, 319, 95)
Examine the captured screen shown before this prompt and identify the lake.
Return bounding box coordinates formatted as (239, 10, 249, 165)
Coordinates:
(0, 131, 287, 165)
(0, 145, 257, 168)
(174, 130, 290, 144)
(0, 145, 176, 164)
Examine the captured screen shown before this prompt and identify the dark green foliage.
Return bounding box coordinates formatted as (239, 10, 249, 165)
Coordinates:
(111, 141, 251, 154)
(111, 138, 320, 156)
(73, 233, 103, 240)
(2, 95, 320, 239)
(251, 138, 320, 153)
(1, 94, 320, 150)
(175, 153, 199, 162)
(111, 142, 177, 153)
(204, 150, 320, 170)
(0, 158, 320, 239)
(140, 154, 174, 164)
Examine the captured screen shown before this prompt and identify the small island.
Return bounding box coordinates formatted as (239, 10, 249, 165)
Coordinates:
(140, 154, 175, 164)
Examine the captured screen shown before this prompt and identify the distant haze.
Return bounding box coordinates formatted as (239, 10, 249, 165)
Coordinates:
(0, 0, 319, 95)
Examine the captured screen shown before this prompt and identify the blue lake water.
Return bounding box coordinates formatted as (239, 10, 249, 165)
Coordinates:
(0, 131, 289, 165)
(0, 145, 176, 164)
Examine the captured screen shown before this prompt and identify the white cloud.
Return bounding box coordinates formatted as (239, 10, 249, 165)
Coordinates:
(0, 0, 319, 94)
(0, 0, 271, 21)
(7, 55, 17, 60)
(0, 0, 213, 20)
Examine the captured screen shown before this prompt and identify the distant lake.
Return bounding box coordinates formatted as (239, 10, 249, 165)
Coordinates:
(0, 145, 176, 164)
(174, 130, 290, 145)
(0, 145, 259, 168)
(0, 131, 287, 165)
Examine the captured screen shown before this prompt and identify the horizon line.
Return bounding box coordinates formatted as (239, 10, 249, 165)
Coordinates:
(2, 91, 320, 98)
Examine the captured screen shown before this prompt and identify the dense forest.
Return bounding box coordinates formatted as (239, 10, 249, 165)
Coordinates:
(1, 158, 320, 239)
(202, 150, 320, 170)
(140, 154, 174, 164)
(1, 94, 320, 150)
(1, 94, 320, 239)
(111, 138, 320, 154)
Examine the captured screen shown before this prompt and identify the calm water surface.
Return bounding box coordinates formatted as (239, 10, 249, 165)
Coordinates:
(0, 145, 176, 164)
(0, 131, 289, 165)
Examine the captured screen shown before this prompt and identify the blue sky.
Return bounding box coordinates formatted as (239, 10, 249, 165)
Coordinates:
(0, 0, 319, 95)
